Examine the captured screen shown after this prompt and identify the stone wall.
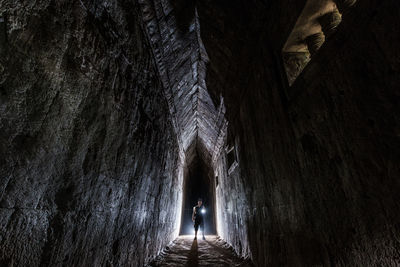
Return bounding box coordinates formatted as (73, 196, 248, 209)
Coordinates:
(286, 0, 400, 265)
(214, 148, 252, 260)
(199, 0, 400, 265)
(0, 0, 182, 266)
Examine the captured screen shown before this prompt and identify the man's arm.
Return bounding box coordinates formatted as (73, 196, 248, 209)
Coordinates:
(192, 207, 196, 222)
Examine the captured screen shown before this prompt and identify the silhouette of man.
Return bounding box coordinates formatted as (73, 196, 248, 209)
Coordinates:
(192, 198, 206, 240)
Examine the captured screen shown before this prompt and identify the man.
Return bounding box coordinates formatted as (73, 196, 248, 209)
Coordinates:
(192, 198, 206, 240)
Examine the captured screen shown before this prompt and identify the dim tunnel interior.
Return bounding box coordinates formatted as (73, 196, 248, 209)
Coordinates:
(179, 142, 217, 235)
(1, 0, 400, 266)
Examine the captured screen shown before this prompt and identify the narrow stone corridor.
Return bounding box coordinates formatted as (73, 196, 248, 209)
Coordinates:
(149, 236, 253, 267)
(0, 0, 399, 266)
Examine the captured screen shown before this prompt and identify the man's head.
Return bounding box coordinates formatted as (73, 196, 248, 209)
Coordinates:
(197, 198, 202, 206)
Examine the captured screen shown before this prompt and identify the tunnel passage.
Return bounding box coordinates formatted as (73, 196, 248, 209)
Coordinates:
(180, 142, 217, 235)
(1, 0, 400, 266)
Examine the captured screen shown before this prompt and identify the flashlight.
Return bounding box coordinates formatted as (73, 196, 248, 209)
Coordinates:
(201, 208, 206, 214)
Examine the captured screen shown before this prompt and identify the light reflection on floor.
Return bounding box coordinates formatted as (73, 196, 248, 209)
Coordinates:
(149, 235, 253, 266)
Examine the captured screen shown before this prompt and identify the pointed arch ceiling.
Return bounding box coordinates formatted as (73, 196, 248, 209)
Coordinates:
(138, 0, 227, 163)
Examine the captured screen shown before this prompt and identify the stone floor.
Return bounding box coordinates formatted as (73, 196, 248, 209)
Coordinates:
(148, 235, 253, 267)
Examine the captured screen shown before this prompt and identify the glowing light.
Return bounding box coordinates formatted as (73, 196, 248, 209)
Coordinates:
(201, 208, 206, 214)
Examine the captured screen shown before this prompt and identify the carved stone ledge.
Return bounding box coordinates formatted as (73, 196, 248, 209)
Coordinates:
(318, 10, 342, 38)
(304, 32, 325, 56)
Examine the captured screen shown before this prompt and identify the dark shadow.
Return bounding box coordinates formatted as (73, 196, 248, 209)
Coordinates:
(185, 239, 199, 267)
(205, 240, 233, 259)
(205, 239, 255, 266)
(170, 0, 197, 33)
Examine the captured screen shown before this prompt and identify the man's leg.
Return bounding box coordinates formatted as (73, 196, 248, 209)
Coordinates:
(194, 222, 198, 240)
(201, 221, 205, 240)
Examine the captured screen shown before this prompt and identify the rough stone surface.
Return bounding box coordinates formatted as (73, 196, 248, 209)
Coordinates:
(283, 52, 311, 86)
(0, 1, 183, 266)
(138, 0, 226, 160)
(148, 235, 253, 267)
(198, 0, 400, 266)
